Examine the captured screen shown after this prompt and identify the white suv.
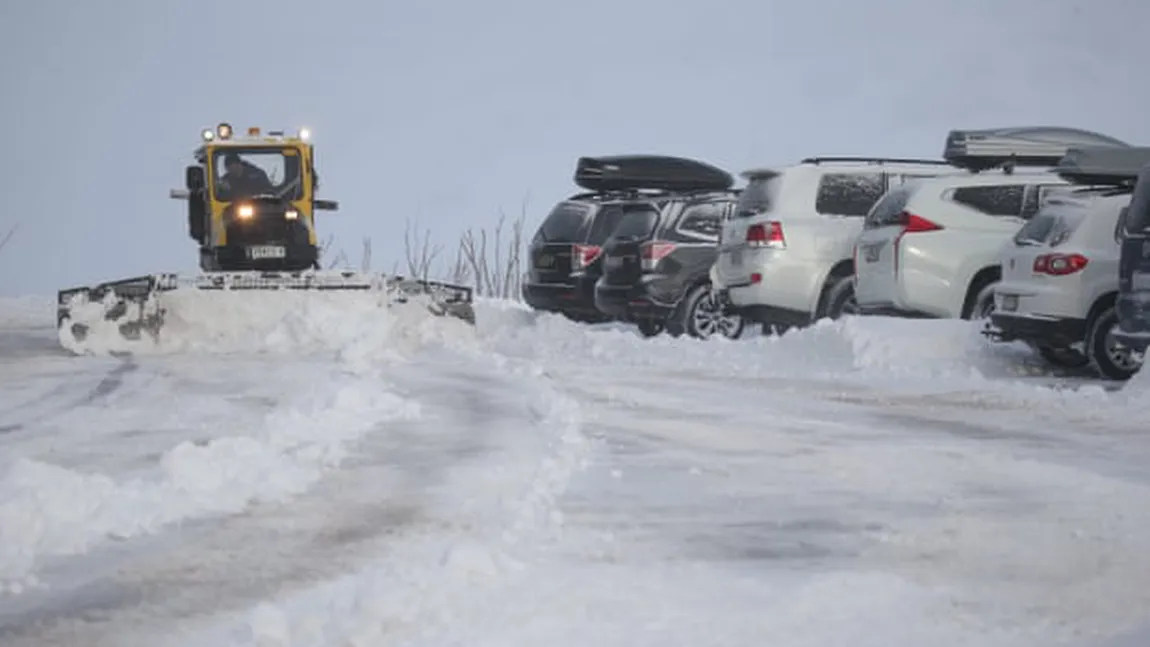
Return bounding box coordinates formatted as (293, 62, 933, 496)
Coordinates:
(709, 157, 958, 330)
(984, 145, 1150, 380)
(854, 127, 1133, 320)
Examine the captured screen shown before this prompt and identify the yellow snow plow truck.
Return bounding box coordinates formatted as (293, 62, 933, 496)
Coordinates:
(57, 123, 475, 350)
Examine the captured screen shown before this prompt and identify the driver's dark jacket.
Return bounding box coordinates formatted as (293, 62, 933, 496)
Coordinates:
(220, 165, 275, 197)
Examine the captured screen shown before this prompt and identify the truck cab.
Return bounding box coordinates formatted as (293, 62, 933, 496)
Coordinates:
(1114, 164, 1150, 362)
(170, 122, 338, 273)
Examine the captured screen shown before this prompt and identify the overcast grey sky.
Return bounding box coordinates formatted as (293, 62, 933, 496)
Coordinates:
(1, 0, 1145, 297)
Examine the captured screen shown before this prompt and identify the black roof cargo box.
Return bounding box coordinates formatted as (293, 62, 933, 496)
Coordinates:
(574, 155, 734, 193)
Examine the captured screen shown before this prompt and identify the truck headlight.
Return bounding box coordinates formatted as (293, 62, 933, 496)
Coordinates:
(237, 204, 254, 219)
(285, 209, 299, 220)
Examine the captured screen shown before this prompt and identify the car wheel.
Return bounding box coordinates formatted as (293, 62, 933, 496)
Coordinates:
(1086, 306, 1144, 380)
(966, 281, 998, 320)
(818, 274, 859, 321)
(636, 318, 664, 338)
(682, 283, 745, 340)
(1035, 345, 1090, 369)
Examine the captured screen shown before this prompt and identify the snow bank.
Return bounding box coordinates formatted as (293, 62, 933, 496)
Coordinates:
(27, 287, 1060, 386)
(473, 303, 1042, 384)
(0, 372, 421, 592)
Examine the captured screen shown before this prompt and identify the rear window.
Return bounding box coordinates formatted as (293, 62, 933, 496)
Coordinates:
(734, 175, 781, 218)
(950, 184, 1025, 217)
(1014, 199, 1091, 247)
(1126, 168, 1150, 234)
(1012, 213, 1058, 246)
(586, 205, 627, 244)
(536, 202, 591, 242)
(609, 204, 661, 240)
(864, 184, 914, 228)
(815, 173, 886, 216)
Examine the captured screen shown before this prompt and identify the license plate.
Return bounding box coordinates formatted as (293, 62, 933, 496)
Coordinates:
(1000, 294, 1018, 312)
(606, 256, 623, 269)
(730, 249, 743, 266)
(248, 245, 286, 260)
(862, 242, 883, 263)
(535, 254, 554, 268)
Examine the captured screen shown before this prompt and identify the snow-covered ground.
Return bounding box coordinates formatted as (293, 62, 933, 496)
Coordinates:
(2, 291, 1150, 647)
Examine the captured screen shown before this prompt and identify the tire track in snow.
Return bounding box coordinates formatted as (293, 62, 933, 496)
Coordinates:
(0, 357, 137, 435)
(0, 360, 549, 647)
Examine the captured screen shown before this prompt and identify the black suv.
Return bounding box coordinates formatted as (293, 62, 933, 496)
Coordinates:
(586, 155, 745, 339)
(523, 168, 642, 322)
(1115, 162, 1150, 366)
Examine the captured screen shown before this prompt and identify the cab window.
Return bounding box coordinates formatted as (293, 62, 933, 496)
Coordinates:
(212, 148, 303, 201)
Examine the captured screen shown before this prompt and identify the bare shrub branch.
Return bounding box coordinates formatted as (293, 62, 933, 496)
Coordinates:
(360, 237, 372, 271)
(453, 201, 526, 300)
(0, 224, 17, 257)
(402, 217, 444, 282)
(322, 196, 531, 301)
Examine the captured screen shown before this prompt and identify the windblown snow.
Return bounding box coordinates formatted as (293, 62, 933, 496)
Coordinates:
(3, 291, 1150, 647)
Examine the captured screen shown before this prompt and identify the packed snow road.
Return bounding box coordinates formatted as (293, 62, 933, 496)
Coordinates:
(2, 294, 1150, 647)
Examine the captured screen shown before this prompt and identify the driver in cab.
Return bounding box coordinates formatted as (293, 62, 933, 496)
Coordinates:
(218, 153, 275, 198)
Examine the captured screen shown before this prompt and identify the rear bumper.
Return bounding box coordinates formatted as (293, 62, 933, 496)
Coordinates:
(522, 276, 600, 315)
(721, 249, 823, 316)
(983, 313, 1087, 347)
(706, 284, 800, 327)
(594, 279, 676, 320)
(727, 302, 811, 328)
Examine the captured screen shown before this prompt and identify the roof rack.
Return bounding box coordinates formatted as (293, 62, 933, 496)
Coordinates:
(943, 126, 1131, 174)
(798, 156, 951, 166)
(565, 186, 737, 203)
(1053, 146, 1150, 186)
(574, 154, 734, 193)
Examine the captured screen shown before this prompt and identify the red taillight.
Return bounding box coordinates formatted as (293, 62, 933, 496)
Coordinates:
(893, 212, 942, 274)
(901, 212, 943, 233)
(746, 221, 785, 248)
(639, 241, 676, 271)
(571, 244, 602, 270)
(1033, 253, 1088, 276)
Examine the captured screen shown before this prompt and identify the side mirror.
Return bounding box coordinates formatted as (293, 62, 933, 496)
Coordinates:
(315, 199, 339, 211)
(185, 165, 205, 191)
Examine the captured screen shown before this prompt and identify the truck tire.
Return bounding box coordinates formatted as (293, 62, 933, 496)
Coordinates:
(1086, 306, 1144, 380)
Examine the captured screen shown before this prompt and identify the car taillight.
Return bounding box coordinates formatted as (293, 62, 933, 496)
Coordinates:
(640, 241, 677, 271)
(1033, 253, 1088, 276)
(571, 244, 602, 270)
(745, 222, 785, 248)
(893, 211, 942, 274)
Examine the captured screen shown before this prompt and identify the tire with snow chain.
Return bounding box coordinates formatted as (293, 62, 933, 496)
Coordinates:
(1086, 306, 1144, 380)
(964, 280, 998, 320)
(818, 274, 859, 321)
(678, 283, 745, 340)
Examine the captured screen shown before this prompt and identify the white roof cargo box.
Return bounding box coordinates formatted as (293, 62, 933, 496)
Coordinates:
(1053, 146, 1150, 186)
(943, 126, 1131, 173)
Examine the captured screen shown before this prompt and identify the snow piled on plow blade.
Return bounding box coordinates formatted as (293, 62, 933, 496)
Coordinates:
(57, 287, 476, 357)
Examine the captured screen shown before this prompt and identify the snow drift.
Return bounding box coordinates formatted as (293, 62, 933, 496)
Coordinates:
(0, 369, 421, 592)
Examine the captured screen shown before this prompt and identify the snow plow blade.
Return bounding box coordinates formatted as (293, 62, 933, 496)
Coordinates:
(56, 270, 475, 351)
